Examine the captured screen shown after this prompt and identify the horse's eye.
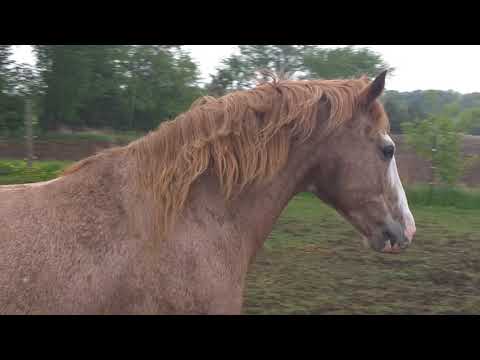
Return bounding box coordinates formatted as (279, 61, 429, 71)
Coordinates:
(382, 144, 395, 160)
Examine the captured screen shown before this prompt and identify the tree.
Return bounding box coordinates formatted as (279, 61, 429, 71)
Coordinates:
(78, 45, 130, 130)
(382, 91, 410, 134)
(34, 45, 94, 130)
(206, 45, 312, 95)
(401, 101, 480, 186)
(0, 45, 13, 94)
(381, 89, 467, 135)
(0, 94, 25, 135)
(120, 45, 202, 131)
(0, 46, 35, 136)
(206, 45, 392, 96)
(33, 45, 202, 132)
(11, 63, 41, 97)
(457, 107, 480, 135)
(402, 114, 462, 185)
(303, 46, 392, 79)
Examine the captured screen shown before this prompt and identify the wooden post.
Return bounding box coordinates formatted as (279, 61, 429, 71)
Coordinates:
(429, 132, 437, 202)
(24, 99, 34, 168)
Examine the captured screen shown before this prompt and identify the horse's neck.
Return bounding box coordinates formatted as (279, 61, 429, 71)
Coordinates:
(187, 138, 318, 262)
(236, 173, 301, 253)
(242, 146, 315, 250)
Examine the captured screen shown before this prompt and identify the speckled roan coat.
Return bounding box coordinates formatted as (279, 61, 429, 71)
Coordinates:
(0, 73, 415, 314)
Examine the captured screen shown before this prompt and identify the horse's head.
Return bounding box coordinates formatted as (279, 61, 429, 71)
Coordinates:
(306, 71, 416, 253)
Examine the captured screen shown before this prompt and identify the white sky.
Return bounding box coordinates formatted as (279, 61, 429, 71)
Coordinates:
(11, 45, 480, 94)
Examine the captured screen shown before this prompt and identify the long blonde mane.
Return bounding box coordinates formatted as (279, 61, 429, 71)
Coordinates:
(64, 74, 389, 239)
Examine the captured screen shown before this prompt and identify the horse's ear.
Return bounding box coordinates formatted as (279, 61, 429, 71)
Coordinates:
(359, 70, 387, 106)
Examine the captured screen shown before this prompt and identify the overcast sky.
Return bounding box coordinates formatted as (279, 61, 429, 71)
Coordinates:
(11, 45, 480, 94)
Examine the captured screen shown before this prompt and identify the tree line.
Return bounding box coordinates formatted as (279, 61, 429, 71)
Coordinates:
(1, 45, 480, 137)
(384, 90, 480, 135)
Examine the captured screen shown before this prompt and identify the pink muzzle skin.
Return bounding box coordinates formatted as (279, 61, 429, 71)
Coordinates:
(404, 225, 416, 243)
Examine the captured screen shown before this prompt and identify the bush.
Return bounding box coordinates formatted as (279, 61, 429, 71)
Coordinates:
(0, 160, 71, 185)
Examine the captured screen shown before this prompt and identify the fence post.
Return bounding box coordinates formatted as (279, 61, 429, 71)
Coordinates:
(429, 132, 437, 202)
(24, 98, 34, 168)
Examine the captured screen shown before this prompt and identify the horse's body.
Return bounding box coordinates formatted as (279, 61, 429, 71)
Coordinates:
(0, 72, 416, 314)
(0, 146, 304, 314)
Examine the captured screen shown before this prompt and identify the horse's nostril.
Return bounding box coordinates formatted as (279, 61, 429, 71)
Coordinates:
(383, 228, 397, 246)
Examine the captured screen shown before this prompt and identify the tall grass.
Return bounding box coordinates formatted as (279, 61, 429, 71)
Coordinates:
(301, 186, 480, 210)
(406, 185, 480, 210)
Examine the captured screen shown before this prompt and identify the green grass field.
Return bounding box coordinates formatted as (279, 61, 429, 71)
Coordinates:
(37, 130, 144, 143)
(1, 160, 479, 314)
(0, 159, 71, 185)
(1, 130, 145, 144)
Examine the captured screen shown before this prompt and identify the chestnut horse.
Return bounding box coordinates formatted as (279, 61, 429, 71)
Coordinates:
(0, 71, 415, 314)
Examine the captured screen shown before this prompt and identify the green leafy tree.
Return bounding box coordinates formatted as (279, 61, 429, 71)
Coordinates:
(0, 45, 13, 94)
(382, 91, 410, 134)
(34, 45, 94, 130)
(382, 89, 465, 134)
(303, 46, 391, 79)
(0, 47, 39, 136)
(403, 114, 463, 185)
(0, 94, 25, 136)
(120, 45, 202, 131)
(401, 100, 480, 186)
(457, 107, 480, 134)
(206, 45, 312, 95)
(78, 45, 130, 130)
(33, 45, 201, 132)
(11, 63, 41, 97)
(206, 45, 391, 96)
(0, 45, 13, 134)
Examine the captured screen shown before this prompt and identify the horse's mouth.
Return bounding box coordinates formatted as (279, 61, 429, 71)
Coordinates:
(379, 239, 407, 254)
(370, 225, 411, 254)
(349, 221, 404, 254)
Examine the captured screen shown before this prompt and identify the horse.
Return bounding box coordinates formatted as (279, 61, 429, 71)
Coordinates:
(0, 70, 416, 314)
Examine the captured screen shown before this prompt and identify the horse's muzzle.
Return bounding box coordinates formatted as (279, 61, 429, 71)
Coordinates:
(371, 220, 412, 254)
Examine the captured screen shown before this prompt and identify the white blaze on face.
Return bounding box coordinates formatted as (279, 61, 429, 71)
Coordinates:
(384, 135, 416, 242)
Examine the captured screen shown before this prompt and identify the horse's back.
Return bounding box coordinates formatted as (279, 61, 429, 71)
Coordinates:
(0, 174, 132, 314)
(0, 179, 61, 313)
(0, 178, 63, 234)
